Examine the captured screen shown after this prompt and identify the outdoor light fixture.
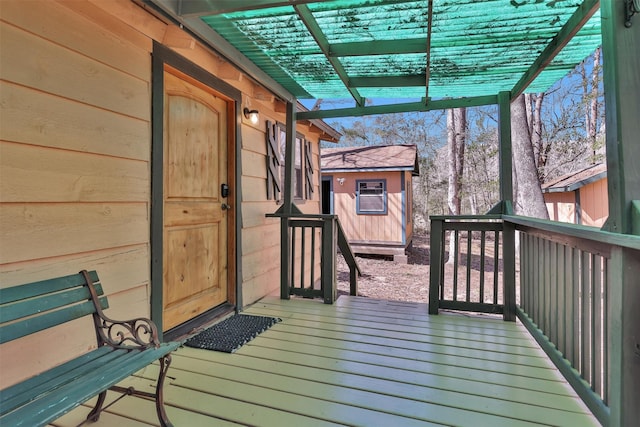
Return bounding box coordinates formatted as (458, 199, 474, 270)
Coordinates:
(337, 177, 345, 185)
(243, 107, 259, 124)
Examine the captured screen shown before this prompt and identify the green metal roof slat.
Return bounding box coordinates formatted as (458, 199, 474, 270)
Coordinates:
(294, 4, 365, 106)
(511, 0, 600, 99)
(179, 0, 318, 17)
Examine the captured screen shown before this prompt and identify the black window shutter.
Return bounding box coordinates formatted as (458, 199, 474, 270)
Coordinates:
(305, 139, 313, 199)
(266, 121, 281, 200)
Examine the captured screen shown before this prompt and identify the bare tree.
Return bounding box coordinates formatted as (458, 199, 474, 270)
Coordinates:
(580, 47, 602, 163)
(446, 107, 467, 262)
(511, 94, 549, 219)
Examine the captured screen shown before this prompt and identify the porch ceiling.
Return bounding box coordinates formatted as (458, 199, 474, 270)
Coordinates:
(147, 0, 601, 118)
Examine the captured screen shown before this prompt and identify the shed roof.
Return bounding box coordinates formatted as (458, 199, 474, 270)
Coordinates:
(321, 144, 420, 175)
(148, 0, 601, 118)
(542, 163, 607, 193)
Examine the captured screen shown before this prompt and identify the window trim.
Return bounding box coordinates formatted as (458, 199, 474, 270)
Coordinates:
(356, 179, 387, 215)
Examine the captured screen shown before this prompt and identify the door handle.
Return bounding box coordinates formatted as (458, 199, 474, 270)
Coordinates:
(221, 203, 231, 211)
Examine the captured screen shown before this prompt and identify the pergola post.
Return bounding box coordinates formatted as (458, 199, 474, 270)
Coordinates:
(279, 101, 298, 299)
(497, 91, 514, 214)
(600, 1, 640, 426)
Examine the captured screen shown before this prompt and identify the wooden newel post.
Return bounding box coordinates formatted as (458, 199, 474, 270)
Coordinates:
(322, 217, 337, 304)
(280, 216, 291, 300)
(428, 217, 444, 314)
(502, 220, 516, 321)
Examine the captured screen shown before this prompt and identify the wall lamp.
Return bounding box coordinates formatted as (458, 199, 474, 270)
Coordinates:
(243, 107, 259, 125)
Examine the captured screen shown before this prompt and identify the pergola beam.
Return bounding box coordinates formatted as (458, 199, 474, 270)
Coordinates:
(329, 39, 428, 56)
(297, 95, 497, 120)
(511, 0, 600, 99)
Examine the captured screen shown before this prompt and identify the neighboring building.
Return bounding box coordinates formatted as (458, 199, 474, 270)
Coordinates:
(0, 1, 339, 389)
(321, 145, 420, 262)
(542, 163, 608, 227)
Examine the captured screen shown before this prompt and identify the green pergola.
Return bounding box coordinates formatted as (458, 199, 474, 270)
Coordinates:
(147, 1, 638, 425)
(147, 0, 636, 231)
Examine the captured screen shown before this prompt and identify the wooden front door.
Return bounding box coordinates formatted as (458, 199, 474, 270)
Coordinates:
(162, 69, 230, 331)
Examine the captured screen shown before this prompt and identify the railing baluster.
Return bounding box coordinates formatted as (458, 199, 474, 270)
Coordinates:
(557, 244, 566, 359)
(300, 226, 306, 289)
(310, 226, 316, 290)
(493, 230, 499, 305)
(453, 230, 459, 301)
(572, 247, 581, 372)
(581, 251, 591, 384)
(480, 230, 486, 303)
(549, 240, 557, 345)
(603, 258, 609, 404)
(466, 230, 472, 302)
(291, 226, 297, 290)
(593, 254, 603, 396)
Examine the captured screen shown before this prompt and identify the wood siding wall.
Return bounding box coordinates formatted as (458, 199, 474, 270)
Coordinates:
(0, 0, 323, 387)
(333, 171, 405, 245)
(545, 192, 577, 224)
(544, 178, 608, 227)
(579, 178, 608, 227)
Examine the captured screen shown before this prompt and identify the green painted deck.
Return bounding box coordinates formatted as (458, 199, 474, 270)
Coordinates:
(53, 296, 599, 427)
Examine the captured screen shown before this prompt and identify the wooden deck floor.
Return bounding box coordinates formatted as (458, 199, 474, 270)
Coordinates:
(53, 296, 599, 427)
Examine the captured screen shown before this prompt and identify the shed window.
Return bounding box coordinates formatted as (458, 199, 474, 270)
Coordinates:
(357, 180, 387, 214)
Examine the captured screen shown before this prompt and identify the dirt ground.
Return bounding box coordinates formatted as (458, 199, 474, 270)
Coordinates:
(336, 231, 508, 304)
(336, 232, 432, 302)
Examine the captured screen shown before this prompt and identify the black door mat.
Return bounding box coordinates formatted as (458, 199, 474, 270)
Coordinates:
(184, 314, 281, 353)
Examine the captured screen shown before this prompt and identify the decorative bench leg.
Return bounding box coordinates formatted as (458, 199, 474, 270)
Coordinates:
(155, 354, 173, 427)
(86, 391, 107, 422)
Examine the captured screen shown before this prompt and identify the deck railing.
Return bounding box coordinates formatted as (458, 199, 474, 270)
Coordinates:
(430, 213, 640, 427)
(267, 213, 360, 303)
(428, 215, 515, 320)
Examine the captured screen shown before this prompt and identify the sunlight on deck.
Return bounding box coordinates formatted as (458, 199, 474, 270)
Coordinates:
(53, 296, 599, 427)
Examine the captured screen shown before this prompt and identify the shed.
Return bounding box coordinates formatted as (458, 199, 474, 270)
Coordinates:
(321, 145, 420, 262)
(542, 163, 608, 227)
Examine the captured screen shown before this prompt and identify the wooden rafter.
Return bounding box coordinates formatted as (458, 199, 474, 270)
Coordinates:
(294, 4, 365, 107)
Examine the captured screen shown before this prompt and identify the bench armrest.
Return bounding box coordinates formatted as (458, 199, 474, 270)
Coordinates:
(80, 270, 161, 350)
(94, 315, 161, 350)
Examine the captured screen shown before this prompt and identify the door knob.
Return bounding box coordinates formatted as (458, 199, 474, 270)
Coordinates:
(221, 203, 231, 210)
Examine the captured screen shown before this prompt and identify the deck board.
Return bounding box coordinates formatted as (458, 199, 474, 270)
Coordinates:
(55, 296, 600, 426)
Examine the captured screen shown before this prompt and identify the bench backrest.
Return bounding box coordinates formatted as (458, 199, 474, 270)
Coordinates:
(0, 271, 108, 344)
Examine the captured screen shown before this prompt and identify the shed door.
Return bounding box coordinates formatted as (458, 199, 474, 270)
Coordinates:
(162, 70, 229, 331)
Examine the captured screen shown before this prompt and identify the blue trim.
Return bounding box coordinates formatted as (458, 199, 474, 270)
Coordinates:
(356, 179, 387, 215)
(401, 172, 406, 245)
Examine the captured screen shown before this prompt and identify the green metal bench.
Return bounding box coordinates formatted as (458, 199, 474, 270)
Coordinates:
(0, 270, 181, 427)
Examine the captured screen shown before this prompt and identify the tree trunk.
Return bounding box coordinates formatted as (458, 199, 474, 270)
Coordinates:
(446, 107, 466, 263)
(511, 95, 549, 219)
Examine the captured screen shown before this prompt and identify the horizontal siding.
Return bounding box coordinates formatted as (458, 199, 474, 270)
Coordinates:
(334, 171, 405, 245)
(0, 82, 149, 160)
(0, 203, 148, 264)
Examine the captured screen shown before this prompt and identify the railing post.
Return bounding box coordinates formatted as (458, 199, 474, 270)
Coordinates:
(503, 219, 516, 321)
(428, 217, 444, 314)
(280, 216, 291, 300)
(321, 217, 337, 304)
